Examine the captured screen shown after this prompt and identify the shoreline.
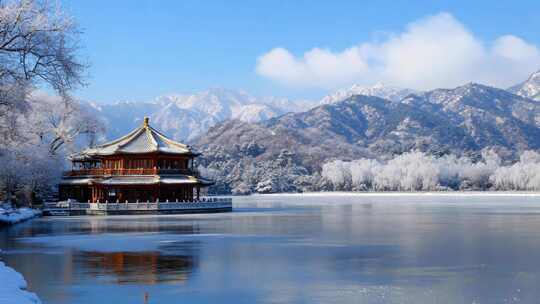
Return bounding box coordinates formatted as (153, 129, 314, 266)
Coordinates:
(0, 208, 42, 226)
(0, 208, 43, 303)
(0, 259, 41, 304)
(251, 191, 540, 197)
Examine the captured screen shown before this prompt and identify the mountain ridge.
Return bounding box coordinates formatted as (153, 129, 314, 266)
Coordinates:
(193, 76, 540, 194)
(86, 88, 315, 142)
(319, 82, 417, 104)
(508, 70, 540, 100)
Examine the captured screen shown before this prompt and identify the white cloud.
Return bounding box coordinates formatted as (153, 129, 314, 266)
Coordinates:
(256, 12, 540, 90)
(256, 47, 369, 89)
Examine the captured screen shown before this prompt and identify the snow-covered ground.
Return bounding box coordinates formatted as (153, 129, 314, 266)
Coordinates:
(0, 206, 42, 303)
(0, 260, 41, 304)
(0, 207, 41, 225)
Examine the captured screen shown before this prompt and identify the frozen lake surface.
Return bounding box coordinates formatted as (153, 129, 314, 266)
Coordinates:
(2, 194, 540, 303)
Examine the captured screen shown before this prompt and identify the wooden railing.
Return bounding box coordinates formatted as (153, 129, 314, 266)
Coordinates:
(64, 168, 198, 176)
(43, 197, 232, 212)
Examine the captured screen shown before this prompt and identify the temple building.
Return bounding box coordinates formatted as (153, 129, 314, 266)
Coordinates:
(59, 117, 213, 203)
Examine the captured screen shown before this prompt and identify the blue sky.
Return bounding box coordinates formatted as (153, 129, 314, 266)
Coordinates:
(62, 0, 540, 103)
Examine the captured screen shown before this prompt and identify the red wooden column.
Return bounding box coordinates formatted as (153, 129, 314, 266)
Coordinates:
(118, 188, 124, 203)
(152, 184, 158, 202)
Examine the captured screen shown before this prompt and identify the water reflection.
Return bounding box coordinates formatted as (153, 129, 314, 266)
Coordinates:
(3, 195, 540, 303)
(79, 249, 196, 284)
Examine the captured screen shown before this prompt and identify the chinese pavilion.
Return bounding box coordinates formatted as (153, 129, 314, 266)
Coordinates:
(59, 117, 213, 203)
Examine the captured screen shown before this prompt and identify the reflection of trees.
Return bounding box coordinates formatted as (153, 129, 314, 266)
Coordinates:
(78, 242, 199, 284)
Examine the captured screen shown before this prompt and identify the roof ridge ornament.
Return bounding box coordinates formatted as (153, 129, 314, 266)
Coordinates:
(76, 114, 197, 156)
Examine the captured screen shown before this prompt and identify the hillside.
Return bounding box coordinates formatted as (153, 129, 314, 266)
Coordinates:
(194, 82, 540, 194)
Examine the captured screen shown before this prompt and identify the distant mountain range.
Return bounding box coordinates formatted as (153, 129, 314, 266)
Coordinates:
(196, 82, 540, 167)
(87, 88, 315, 141)
(84, 70, 540, 194)
(191, 70, 540, 194)
(87, 83, 420, 143)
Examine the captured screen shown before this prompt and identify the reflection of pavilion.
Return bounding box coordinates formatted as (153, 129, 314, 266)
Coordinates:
(79, 246, 198, 284)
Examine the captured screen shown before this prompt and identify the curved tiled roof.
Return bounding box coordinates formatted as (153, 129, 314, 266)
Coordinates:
(77, 117, 197, 157)
(60, 175, 214, 186)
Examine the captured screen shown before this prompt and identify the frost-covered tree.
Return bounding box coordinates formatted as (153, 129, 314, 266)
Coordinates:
(491, 150, 540, 190)
(321, 160, 351, 190)
(350, 159, 380, 190)
(25, 92, 102, 154)
(199, 147, 311, 194)
(372, 152, 440, 191)
(200, 146, 540, 194)
(320, 150, 540, 192)
(0, 0, 91, 204)
(0, 150, 24, 202)
(0, 0, 83, 89)
(0, 0, 84, 138)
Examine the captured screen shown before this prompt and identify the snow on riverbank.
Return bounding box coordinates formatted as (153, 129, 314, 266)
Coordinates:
(0, 206, 42, 302)
(0, 260, 40, 304)
(0, 207, 41, 225)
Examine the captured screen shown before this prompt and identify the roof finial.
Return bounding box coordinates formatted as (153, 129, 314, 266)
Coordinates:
(143, 116, 149, 128)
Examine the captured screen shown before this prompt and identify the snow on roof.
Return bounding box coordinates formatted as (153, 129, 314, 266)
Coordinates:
(159, 176, 199, 184)
(59, 178, 93, 185)
(76, 117, 196, 157)
(98, 176, 159, 185)
(60, 175, 211, 186)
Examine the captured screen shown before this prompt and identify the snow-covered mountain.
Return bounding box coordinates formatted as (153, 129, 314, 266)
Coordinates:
(320, 82, 417, 104)
(508, 70, 540, 100)
(195, 80, 540, 193)
(200, 82, 540, 163)
(88, 88, 314, 142)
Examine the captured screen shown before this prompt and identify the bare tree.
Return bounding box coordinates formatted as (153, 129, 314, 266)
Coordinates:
(0, 0, 89, 204)
(26, 92, 103, 154)
(0, 0, 85, 142)
(0, 0, 84, 91)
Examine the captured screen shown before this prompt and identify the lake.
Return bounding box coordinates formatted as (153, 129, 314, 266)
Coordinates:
(2, 193, 540, 304)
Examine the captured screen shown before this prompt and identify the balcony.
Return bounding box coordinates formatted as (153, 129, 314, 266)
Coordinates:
(64, 168, 198, 177)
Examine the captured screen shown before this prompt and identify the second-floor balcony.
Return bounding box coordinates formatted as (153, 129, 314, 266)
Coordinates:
(64, 168, 199, 177)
